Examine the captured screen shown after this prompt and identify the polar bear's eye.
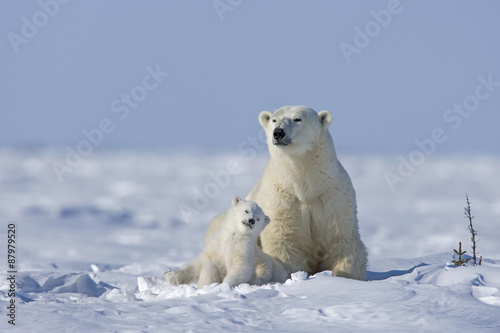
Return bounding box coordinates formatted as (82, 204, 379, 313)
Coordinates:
(257, 218, 260, 221)
(294, 118, 302, 122)
(272, 119, 277, 123)
(245, 210, 249, 214)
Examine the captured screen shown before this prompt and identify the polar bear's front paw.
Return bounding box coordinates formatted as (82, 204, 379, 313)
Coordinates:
(249, 276, 264, 286)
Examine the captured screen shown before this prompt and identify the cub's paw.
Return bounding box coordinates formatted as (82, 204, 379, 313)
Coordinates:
(164, 270, 181, 286)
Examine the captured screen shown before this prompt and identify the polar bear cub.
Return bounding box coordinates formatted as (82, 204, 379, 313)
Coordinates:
(165, 196, 288, 288)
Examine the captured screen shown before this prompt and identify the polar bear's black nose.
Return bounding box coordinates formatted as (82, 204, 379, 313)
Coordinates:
(248, 218, 255, 226)
(273, 128, 286, 141)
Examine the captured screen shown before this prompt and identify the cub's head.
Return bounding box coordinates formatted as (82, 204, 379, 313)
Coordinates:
(229, 196, 270, 236)
(259, 105, 332, 155)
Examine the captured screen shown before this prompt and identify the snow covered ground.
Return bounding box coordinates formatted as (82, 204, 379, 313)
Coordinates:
(1, 149, 500, 332)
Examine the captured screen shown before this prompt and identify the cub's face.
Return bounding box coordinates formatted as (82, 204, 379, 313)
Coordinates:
(259, 105, 332, 155)
(230, 196, 270, 236)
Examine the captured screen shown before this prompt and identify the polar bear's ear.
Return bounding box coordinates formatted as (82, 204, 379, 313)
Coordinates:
(318, 110, 332, 129)
(264, 215, 270, 225)
(259, 111, 272, 128)
(232, 196, 242, 206)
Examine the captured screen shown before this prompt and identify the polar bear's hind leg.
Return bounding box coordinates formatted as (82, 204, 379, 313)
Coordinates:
(165, 264, 196, 286)
(197, 261, 221, 288)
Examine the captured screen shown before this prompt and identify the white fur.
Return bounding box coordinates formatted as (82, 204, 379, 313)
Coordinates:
(166, 197, 288, 288)
(204, 105, 367, 280)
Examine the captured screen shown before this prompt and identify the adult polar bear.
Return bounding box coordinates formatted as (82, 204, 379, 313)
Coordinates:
(204, 105, 367, 280)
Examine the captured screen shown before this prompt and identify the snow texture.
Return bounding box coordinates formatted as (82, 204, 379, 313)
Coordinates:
(1, 149, 500, 332)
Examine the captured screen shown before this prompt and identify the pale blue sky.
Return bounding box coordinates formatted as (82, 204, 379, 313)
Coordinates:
(1, 0, 499, 154)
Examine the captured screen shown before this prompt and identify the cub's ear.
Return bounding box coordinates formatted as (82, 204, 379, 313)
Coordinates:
(264, 215, 270, 225)
(232, 196, 242, 206)
(318, 110, 332, 129)
(259, 111, 273, 128)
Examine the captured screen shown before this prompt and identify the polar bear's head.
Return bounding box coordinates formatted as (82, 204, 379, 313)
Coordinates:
(228, 196, 270, 236)
(259, 105, 332, 155)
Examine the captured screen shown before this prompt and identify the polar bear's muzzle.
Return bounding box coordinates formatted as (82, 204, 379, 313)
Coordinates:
(242, 218, 255, 229)
(272, 128, 290, 146)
